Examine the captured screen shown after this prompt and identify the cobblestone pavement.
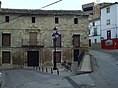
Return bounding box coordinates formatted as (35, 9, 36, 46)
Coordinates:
(89, 49, 118, 88)
(3, 70, 74, 88)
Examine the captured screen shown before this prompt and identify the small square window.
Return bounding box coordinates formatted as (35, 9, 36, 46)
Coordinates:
(106, 7, 110, 13)
(74, 18, 78, 24)
(5, 16, 9, 22)
(32, 17, 35, 23)
(55, 17, 59, 24)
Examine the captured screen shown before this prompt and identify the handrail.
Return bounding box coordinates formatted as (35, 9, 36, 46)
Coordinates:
(78, 50, 85, 66)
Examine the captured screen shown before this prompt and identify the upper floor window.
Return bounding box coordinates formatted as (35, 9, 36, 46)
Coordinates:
(29, 32, 37, 46)
(55, 17, 59, 24)
(93, 22, 95, 26)
(83, 6, 93, 12)
(74, 18, 78, 24)
(106, 19, 110, 25)
(93, 28, 97, 36)
(32, 17, 35, 23)
(106, 7, 110, 13)
(2, 33, 11, 46)
(5, 16, 9, 22)
(55, 34, 61, 47)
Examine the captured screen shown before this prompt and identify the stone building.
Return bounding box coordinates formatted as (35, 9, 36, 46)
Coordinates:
(0, 2, 89, 68)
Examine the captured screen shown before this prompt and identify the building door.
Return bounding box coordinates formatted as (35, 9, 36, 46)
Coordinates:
(29, 32, 37, 46)
(53, 51, 61, 63)
(2, 51, 11, 63)
(107, 30, 111, 39)
(74, 49, 79, 61)
(27, 51, 39, 66)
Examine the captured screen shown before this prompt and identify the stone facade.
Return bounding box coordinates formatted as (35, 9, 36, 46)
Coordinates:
(0, 8, 89, 68)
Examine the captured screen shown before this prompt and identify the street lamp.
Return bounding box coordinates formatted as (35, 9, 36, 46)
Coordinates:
(52, 27, 59, 70)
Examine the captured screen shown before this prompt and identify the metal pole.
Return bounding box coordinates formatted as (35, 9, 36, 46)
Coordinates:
(53, 38, 57, 70)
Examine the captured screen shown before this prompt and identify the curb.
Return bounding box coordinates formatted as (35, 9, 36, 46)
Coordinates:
(0, 72, 5, 88)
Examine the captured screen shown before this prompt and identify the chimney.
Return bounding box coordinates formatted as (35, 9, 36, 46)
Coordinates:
(0, 1, 1, 11)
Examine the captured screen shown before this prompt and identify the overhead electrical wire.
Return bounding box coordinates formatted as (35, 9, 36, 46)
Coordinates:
(40, 0, 62, 9)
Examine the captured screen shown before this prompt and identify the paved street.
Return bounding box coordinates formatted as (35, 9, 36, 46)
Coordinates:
(1, 49, 118, 88)
(89, 49, 118, 88)
(2, 70, 74, 88)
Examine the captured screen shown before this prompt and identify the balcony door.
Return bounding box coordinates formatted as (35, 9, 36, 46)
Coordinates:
(29, 32, 37, 46)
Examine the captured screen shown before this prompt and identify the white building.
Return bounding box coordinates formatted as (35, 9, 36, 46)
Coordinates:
(89, 18, 101, 44)
(101, 2, 118, 40)
(101, 2, 118, 49)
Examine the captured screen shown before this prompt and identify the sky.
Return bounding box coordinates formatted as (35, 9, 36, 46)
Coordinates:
(0, 0, 118, 10)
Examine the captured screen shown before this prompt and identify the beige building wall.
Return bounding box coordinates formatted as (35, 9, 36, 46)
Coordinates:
(0, 11, 89, 67)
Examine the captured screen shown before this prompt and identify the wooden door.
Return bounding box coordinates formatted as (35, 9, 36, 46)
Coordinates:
(27, 51, 39, 66)
(29, 32, 37, 46)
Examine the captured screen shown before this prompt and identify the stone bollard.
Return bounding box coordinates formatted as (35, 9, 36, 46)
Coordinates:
(0, 73, 2, 87)
(51, 68, 53, 74)
(42, 67, 44, 72)
(57, 69, 59, 75)
(38, 67, 40, 71)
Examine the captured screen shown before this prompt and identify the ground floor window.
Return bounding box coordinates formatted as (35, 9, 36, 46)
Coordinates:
(2, 51, 11, 63)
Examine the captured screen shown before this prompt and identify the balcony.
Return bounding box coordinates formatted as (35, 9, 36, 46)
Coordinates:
(22, 39, 44, 47)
